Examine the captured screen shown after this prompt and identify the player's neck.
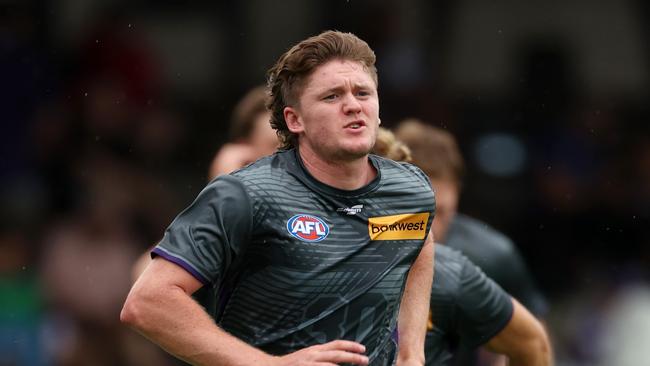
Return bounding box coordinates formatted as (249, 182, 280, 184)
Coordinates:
(298, 146, 376, 191)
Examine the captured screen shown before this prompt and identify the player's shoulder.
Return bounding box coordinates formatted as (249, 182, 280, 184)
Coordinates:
(371, 154, 432, 187)
(436, 244, 509, 309)
(436, 245, 477, 279)
(444, 243, 511, 316)
(230, 149, 293, 182)
(448, 214, 516, 255)
(432, 245, 469, 296)
(373, 154, 427, 175)
(436, 244, 467, 265)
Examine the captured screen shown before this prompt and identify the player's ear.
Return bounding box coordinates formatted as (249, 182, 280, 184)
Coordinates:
(284, 106, 304, 133)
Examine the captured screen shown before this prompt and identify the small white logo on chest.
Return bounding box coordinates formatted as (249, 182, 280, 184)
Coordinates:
(337, 204, 363, 215)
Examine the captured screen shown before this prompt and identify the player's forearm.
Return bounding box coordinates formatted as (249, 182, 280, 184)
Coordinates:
(506, 324, 553, 366)
(121, 282, 272, 365)
(507, 337, 552, 366)
(396, 237, 434, 365)
(488, 299, 553, 366)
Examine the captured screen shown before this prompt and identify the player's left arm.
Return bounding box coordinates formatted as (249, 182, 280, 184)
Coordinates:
(396, 231, 434, 366)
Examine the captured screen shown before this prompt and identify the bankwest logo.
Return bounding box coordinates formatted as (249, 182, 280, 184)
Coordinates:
(286, 214, 330, 242)
(368, 213, 429, 241)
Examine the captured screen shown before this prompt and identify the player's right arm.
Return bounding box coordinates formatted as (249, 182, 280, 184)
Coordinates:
(122, 256, 271, 364)
(483, 299, 553, 366)
(122, 256, 369, 366)
(122, 174, 368, 365)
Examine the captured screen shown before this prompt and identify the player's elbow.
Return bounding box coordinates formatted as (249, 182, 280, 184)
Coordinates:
(527, 335, 552, 365)
(530, 320, 552, 364)
(120, 288, 153, 331)
(120, 293, 140, 328)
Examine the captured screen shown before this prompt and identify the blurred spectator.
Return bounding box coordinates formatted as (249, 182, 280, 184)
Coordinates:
(37, 149, 183, 365)
(207, 85, 278, 179)
(596, 283, 650, 366)
(39, 152, 139, 365)
(0, 225, 47, 366)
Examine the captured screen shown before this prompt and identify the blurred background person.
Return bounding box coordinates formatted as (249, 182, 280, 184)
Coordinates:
(424, 245, 552, 366)
(374, 128, 552, 366)
(371, 127, 413, 163)
(395, 119, 548, 318)
(207, 85, 278, 179)
(394, 119, 548, 365)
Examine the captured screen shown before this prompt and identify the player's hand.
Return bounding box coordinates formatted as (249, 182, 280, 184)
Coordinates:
(272, 340, 369, 366)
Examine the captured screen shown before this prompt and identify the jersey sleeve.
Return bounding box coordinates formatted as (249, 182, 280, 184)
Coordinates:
(454, 252, 514, 349)
(489, 242, 549, 317)
(152, 175, 253, 286)
(447, 215, 548, 318)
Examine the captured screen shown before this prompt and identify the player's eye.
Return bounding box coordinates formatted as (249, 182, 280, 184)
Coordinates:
(323, 94, 337, 101)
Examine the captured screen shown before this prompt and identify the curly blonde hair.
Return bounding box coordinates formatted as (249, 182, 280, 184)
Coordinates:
(395, 119, 465, 187)
(372, 127, 412, 162)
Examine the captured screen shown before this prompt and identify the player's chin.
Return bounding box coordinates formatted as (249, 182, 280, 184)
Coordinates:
(340, 142, 374, 160)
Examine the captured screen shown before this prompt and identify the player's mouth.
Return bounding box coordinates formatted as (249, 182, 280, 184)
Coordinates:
(344, 120, 366, 130)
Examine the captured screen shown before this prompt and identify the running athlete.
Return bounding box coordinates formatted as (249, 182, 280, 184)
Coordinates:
(121, 31, 436, 366)
(373, 128, 552, 366)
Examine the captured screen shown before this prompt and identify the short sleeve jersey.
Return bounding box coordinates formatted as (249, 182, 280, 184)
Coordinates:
(153, 149, 435, 365)
(446, 214, 548, 317)
(425, 245, 513, 366)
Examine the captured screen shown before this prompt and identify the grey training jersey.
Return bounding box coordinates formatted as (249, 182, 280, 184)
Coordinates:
(425, 245, 513, 366)
(153, 149, 435, 365)
(446, 214, 548, 317)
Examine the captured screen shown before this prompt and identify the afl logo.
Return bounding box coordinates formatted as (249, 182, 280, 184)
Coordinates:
(286, 214, 330, 242)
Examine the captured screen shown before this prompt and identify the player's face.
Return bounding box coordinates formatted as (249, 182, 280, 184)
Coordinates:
(285, 59, 379, 162)
(429, 178, 459, 243)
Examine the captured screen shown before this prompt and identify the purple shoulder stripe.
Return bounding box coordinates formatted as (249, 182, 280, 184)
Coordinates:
(151, 248, 210, 285)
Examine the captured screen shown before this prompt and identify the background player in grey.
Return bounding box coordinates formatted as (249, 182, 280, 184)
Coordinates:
(393, 120, 549, 364)
(121, 31, 435, 366)
(207, 85, 279, 180)
(425, 245, 551, 366)
(374, 128, 552, 366)
(395, 119, 548, 316)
